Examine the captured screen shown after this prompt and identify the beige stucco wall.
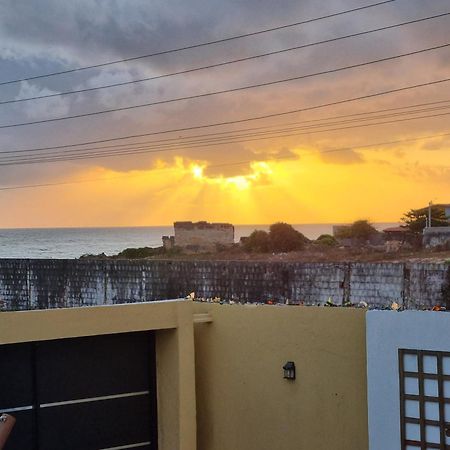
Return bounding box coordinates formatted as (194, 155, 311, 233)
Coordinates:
(0, 300, 197, 450)
(194, 303, 368, 450)
(0, 299, 369, 450)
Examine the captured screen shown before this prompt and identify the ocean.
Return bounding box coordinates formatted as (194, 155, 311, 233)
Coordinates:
(0, 223, 398, 259)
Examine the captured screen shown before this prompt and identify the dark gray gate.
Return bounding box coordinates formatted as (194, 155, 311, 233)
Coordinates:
(0, 332, 157, 450)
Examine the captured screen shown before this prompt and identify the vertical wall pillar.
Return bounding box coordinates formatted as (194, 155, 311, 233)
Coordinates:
(402, 264, 410, 310)
(342, 263, 351, 305)
(156, 301, 197, 450)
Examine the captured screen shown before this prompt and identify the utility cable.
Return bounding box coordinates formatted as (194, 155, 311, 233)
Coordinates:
(0, 42, 448, 130)
(0, 0, 396, 87)
(1, 109, 449, 166)
(4, 102, 450, 158)
(3, 11, 448, 106)
(4, 97, 450, 155)
(1, 129, 448, 191)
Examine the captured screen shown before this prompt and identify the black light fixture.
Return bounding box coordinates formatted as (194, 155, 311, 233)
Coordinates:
(283, 361, 296, 380)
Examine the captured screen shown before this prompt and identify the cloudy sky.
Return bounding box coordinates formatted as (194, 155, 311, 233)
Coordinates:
(0, 0, 449, 227)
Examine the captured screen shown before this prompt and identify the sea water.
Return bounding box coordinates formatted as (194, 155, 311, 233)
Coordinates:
(0, 223, 398, 259)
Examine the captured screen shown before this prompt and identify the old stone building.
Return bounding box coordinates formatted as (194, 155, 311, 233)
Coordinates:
(162, 221, 234, 252)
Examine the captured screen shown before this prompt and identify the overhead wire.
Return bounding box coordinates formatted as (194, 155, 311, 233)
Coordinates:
(4, 97, 450, 155)
(1, 75, 450, 160)
(2, 11, 449, 106)
(0, 42, 449, 130)
(1, 0, 449, 207)
(1, 108, 450, 166)
(0, 0, 396, 87)
(3, 101, 450, 159)
(0, 1, 447, 173)
(1, 130, 449, 191)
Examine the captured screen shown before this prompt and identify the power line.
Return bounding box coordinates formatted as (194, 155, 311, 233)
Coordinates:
(3, 11, 448, 106)
(1, 129, 448, 191)
(1, 42, 448, 130)
(0, 175, 138, 191)
(0, 0, 396, 87)
(4, 97, 450, 155)
(2, 109, 450, 166)
(4, 101, 450, 159)
(1, 76, 450, 162)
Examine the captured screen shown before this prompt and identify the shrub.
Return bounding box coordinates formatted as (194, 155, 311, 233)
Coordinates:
(335, 220, 378, 240)
(315, 234, 338, 247)
(349, 220, 378, 239)
(115, 246, 170, 259)
(243, 230, 270, 253)
(268, 222, 307, 252)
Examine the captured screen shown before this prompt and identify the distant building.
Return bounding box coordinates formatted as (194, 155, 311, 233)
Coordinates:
(444, 204, 450, 220)
(382, 226, 412, 241)
(423, 227, 450, 249)
(332, 225, 349, 237)
(422, 203, 450, 248)
(162, 235, 175, 250)
(382, 226, 420, 251)
(162, 221, 234, 252)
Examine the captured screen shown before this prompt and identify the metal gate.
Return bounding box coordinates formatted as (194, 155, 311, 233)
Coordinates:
(0, 331, 158, 450)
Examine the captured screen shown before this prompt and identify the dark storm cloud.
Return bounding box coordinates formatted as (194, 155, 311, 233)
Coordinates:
(0, 0, 449, 184)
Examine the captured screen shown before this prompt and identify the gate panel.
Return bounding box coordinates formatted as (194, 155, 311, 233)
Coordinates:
(38, 395, 152, 450)
(1, 332, 157, 450)
(36, 332, 157, 450)
(35, 333, 152, 402)
(0, 343, 35, 450)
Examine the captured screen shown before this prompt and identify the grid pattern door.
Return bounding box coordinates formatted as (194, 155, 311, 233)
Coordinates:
(399, 349, 450, 449)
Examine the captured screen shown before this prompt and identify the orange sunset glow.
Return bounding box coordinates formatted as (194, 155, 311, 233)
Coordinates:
(0, 0, 449, 228)
(2, 134, 449, 228)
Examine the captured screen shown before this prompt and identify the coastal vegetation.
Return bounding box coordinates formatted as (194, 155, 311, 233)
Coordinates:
(401, 206, 450, 232)
(243, 222, 308, 253)
(80, 217, 450, 263)
(315, 234, 338, 247)
(334, 220, 378, 240)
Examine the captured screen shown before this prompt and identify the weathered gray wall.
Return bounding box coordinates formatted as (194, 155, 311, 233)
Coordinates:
(0, 259, 448, 311)
(423, 227, 450, 248)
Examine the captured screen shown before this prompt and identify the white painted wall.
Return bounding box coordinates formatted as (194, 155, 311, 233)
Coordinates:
(367, 310, 450, 450)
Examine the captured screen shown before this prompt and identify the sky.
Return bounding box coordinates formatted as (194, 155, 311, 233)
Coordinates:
(0, 0, 449, 227)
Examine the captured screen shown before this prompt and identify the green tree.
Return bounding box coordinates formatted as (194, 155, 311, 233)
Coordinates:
(335, 220, 378, 240)
(268, 222, 307, 252)
(315, 234, 338, 247)
(349, 220, 378, 239)
(401, 206, 449, 233)
(243, 230, 270, 253)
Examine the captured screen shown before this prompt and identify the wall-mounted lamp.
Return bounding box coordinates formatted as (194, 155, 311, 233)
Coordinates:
(283, 361, 296, 380)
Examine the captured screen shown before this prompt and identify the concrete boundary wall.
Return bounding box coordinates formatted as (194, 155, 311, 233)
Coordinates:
(0, 259, 448, 311)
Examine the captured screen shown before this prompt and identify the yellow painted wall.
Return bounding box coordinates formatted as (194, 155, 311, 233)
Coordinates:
(194, 304, 368, 450)
(0, 300, 368, 450)
(0, 300, 197, 450)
